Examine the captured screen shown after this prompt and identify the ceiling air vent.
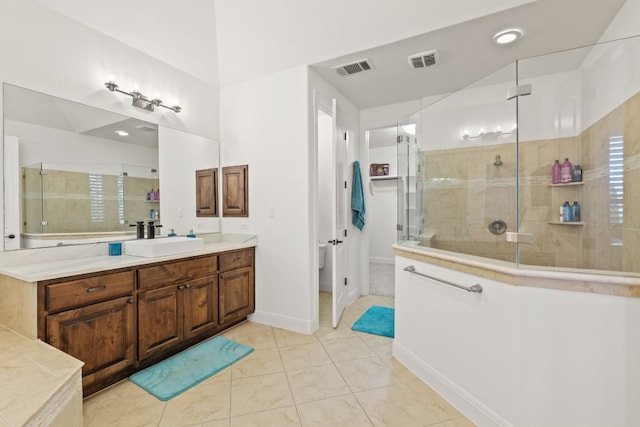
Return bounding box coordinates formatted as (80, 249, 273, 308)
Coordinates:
(408, 50, 439, 69)
(333, 58, 373, 77)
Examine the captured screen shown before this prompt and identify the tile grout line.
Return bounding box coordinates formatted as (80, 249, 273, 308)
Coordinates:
(274, 325, 304, 426)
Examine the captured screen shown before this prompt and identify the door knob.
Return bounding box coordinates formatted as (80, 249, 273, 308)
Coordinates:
(5, 234, 15, 239)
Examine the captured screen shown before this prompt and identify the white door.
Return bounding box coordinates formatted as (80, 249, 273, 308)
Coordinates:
(4, 136, 21, 250)
(331, 99, 349, 328)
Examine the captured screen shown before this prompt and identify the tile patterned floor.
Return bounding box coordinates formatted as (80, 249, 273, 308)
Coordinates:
(368, 262, 395, 297)
(83, 293, 475, 426)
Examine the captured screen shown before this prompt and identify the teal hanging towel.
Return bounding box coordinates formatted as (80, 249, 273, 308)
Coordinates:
(351, 160, 366, 230)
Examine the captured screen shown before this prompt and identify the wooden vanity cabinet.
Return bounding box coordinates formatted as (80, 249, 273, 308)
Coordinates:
(137, 255, 218, 361)
(41, 269, 136, 396)
(218, 248, 255, 326)
(38, 248, 254, 396)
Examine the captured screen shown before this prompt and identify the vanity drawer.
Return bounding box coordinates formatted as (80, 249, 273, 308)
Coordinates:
(219, 249, 253, 272)
(46, 271, 135, 312)
(137, 255, 217, 290)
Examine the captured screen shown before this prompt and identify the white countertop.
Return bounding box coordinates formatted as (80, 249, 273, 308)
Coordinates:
(0, 234, 256, 283)
(0, 325, 83, 426)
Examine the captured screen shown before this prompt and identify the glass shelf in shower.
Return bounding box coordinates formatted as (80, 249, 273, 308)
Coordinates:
(548, 221, 585, 226)
(547, 182, 584, 187)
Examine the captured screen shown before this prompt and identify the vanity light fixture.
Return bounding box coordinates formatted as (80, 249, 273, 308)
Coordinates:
(114, 130, 129, 137)
(463, 124, 517, 141)
(105, 81, 182, 113)
(492, 28, 523, 45)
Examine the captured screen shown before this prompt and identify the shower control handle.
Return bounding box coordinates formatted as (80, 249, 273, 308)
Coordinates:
(327, 239, 344, 245)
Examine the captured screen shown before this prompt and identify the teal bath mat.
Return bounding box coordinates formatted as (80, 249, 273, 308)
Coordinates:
(351, 306, 395, 338)
(130, 336, 253, 400)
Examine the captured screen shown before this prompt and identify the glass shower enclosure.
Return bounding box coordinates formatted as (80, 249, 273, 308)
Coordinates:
(397, 35, 640, 275)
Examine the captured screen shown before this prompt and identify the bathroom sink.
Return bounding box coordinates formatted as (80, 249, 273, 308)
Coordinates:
(124, 237, 204, 257)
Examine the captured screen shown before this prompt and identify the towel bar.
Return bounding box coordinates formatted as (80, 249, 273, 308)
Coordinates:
(404, 265, 483, 293)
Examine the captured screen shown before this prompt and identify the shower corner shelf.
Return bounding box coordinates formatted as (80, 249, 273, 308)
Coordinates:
(547, 181, 584, 187)
(370, 175, 398, 181)
(548, 221, 585, 226)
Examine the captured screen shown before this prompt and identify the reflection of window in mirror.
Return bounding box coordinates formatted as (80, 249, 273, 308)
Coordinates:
(195, 168, 218, 217)
(222, 165, 248, 217)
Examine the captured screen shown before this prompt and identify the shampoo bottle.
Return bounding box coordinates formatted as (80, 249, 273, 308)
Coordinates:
(563, 201, 571, 222)
(560, 158, 572, 183)
(149, 189, 155, 201)
(571, 201, 581, 222)
(572, 165, 582, 182)
(552, 160, 561, 184)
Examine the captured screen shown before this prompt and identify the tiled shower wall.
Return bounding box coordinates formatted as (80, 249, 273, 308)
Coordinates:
(423, 90, 640, 273)
(23, 168, 159, 234)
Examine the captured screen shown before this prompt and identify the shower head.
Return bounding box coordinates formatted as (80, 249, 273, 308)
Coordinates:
(494, 154, 503, 167)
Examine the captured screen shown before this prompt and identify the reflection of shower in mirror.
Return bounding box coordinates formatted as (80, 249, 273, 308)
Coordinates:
(494, 154, 503, 166)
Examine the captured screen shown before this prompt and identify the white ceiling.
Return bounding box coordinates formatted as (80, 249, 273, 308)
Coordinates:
(313, 0, 627, 108)
(35, 0, 628, 109)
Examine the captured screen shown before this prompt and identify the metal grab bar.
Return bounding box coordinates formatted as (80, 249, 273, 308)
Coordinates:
(404, 265, 483, 293)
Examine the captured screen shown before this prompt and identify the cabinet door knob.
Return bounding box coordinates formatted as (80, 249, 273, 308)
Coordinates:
(178, 285, 185, 290)
(128, 298, 135, 304)
(185, 284, 191, 289)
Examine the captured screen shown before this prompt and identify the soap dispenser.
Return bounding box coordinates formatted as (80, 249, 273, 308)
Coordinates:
(186, 229, 196, 238)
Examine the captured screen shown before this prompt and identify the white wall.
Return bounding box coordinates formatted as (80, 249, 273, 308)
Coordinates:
(220, 66, 314, 333)
(219, 65, 362, 333)
(394, 255, 640, 427)
(0, 0, 220, 251)
(368, 145, 397, 264)
(158, 126, 220, 235)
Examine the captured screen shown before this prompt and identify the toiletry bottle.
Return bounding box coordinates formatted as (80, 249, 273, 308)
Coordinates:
(146, 191, 151, 201)
(572, 165, 582, 182)
(563, 201, 572, 222)
(552, 159, 561, 184)
(571, 201, 581, 222)
(187, 229, 196, 238)
(155, 188, 160, 201)
(560, 158, 572, 183)
(149, 189, 155, 201)
(168, 228, 177, 237)
(559, 205, 564, 222)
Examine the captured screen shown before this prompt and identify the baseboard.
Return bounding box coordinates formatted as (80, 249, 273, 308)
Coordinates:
(392, 341, 514, 427)
(319, 279, 332, 292)
(248, 310, 317, 334)
(369, 257, 394, 265)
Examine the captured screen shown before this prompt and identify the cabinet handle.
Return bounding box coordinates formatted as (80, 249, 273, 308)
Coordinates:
(86, 285, 107, 292)
(234, 257, 241, 262)
(185, 284, 191, 289)
(128, 298, 135, 304)
(178, 285, 185, 290)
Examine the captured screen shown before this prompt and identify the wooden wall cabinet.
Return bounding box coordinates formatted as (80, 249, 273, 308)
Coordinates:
(38, 248, 255, 396)
(196, 168, 218, 217)
(222, 165, 248, 217)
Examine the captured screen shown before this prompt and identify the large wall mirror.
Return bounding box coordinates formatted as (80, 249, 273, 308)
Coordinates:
(3, 83, 220, 250)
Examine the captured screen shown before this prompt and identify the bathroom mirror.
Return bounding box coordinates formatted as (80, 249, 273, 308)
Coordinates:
(3, 83, 220, 250)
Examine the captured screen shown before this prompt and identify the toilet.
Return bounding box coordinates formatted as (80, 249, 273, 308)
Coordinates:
(318, 243, 327, 269)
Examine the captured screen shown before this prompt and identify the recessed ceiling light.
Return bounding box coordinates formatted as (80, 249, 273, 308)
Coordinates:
(493, 28, 523, 45)
(115, 130, 129, 137)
